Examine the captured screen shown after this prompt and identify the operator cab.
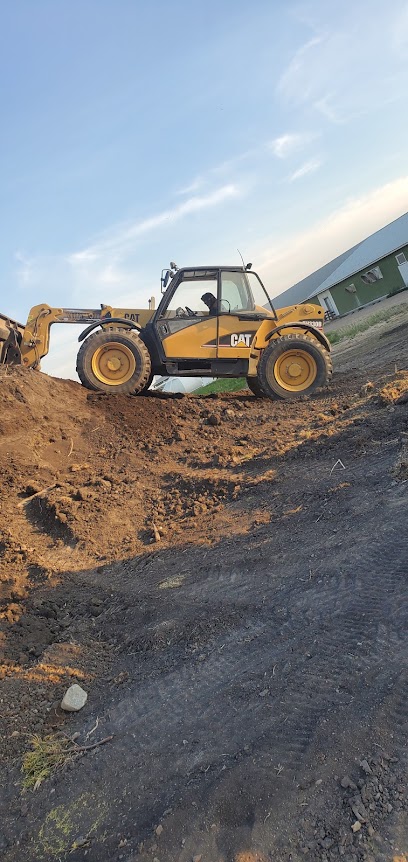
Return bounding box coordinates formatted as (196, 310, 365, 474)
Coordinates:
(145, 265, 277, 375)
(158, 265, 276, 321)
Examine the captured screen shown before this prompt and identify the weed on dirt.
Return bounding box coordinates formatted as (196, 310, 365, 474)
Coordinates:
(22, 734, 75, 789)
(328, 303, 408, 344)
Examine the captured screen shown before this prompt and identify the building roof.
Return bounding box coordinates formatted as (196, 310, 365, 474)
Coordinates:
(273, 244, 360, 308)
(272, 210, 408, 306)
(313, 211, 408, 296)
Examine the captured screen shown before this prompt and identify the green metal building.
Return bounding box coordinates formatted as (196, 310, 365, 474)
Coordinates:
(273, 212, 408, 318)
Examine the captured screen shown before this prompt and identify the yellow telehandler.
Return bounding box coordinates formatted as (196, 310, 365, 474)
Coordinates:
(0, 263, 332, 400)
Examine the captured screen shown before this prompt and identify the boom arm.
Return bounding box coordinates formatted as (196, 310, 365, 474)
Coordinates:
(2, 302, 155, 369)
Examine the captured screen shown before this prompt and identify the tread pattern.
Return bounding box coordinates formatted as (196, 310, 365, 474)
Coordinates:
(258, 332, 332, 400)
(76, 326, 152, 395)
(246, 376, 268, 398)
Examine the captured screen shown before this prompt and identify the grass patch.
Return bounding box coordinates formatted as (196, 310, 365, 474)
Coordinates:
(34, 793, 108, 859)
(22, 734, 75, 789)
(194, 377, 247, 395)
(327, 303, 408, 345)
(22, 731, 113, 790)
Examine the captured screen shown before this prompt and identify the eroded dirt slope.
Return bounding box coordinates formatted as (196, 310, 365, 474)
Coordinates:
(0, 319, 407, 862)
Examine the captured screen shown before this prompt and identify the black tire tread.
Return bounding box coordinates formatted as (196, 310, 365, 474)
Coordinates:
(76, 327, 152, 395)
(134, 369, 154, 396)
(246, 376, 268, 398)
(258, 333, 332, 401)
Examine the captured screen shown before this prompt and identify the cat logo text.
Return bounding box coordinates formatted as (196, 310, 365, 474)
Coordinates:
(230, 333, 253, 347)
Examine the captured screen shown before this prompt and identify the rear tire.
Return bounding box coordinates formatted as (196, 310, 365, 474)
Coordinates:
(246, 376, 267, 398)
(76, 327, 152, 395)
(258, 334, 332, 400)
(134, 370, 154, 395)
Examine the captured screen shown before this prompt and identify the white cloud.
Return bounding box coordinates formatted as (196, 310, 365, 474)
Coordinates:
(277, 2, 408, 123)
(175, 146, 260, 199)
(13, 182, 244, 323)
(69, 184, 241, 266)
(269, 132, 316, 159)
(288, 158, 321, 182)
(392, 2, 408, 52)
(313, 95, 343, 125)
(257, 175, 408, 295)
(277, 35, 325, 104)
(176, 176, 205, 196)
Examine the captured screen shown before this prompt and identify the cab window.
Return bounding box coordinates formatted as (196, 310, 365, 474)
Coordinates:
(220, 272, 253, 312)
(161, 277, 218, 318)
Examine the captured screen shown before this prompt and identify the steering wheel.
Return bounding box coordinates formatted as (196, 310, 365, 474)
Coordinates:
(176, 306, 197, 318)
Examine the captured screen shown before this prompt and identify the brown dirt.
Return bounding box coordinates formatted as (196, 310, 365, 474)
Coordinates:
(0, 317, 407, 862)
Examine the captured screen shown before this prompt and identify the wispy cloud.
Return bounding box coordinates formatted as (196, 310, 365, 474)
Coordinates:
(313, 95, 343, 125)
(277, 35, 324, 103)
(277, 2, 408, 124)
(176, 176, 206, 196)
(70, 184, 241, 265)
(288, 158, 321, 182)
(13, 182, 244, 316)
(269, 132, 316, 159)
(176, 146, 259, 198)
(392, 2, 408, 52)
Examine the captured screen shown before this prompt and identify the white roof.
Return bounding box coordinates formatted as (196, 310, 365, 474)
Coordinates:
(310, 211, 408, 296)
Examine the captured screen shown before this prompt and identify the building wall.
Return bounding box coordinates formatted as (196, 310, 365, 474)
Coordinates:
(308, 245, 408, 315)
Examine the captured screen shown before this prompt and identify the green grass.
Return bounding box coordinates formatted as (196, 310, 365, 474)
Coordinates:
(22, 734, 75, 789)
(327, 303, 408, 345)
(194, 377, 247, 395)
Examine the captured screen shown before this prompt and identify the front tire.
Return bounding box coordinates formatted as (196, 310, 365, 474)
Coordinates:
(258, 334, 332, 400)
(76, 327, 152, 395)
(246, 376, 267, 398)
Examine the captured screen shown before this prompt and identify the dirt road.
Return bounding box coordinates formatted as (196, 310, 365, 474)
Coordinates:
(0, 314, 407, 862)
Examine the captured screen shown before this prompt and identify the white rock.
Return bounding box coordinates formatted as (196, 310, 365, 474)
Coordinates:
(60, 684, 88, 712)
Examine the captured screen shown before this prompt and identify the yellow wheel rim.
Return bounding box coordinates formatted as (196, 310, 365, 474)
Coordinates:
(272, 349, 317, 392)
(91, 342, 136, 386)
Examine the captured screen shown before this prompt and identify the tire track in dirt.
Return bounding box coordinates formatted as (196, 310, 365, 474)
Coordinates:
(14, 479, 404, 862)
(94, 467, 407, 859)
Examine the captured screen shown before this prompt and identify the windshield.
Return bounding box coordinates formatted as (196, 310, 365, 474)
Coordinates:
(245, 271, 274, 312)
(220, 270, 274, 314)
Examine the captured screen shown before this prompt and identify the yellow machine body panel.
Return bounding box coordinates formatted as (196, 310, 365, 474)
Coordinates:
(216, 304, 273, 360)
(106, 306, 155, 327)
(158, 316, 217, 359)
(253, 302, 324, 351)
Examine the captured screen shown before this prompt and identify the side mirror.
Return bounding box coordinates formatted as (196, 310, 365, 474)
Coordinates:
(161, 270, 171, 293)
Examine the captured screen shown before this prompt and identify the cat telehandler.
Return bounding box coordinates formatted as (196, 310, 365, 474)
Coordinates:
(0, 262, 332, 400)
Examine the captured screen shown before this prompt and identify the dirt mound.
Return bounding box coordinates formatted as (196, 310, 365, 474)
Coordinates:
(0, 325, 408, 862)
(1, 364, 362, 605)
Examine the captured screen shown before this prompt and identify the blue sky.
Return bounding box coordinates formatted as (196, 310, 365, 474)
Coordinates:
(2, 0, 408, 377)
